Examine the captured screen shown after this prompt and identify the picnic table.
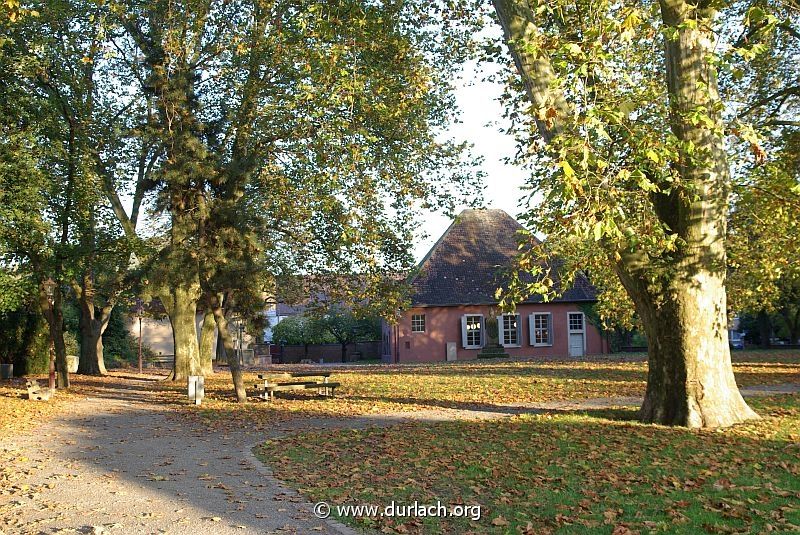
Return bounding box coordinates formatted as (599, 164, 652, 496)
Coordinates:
(254, 371, 340, 400)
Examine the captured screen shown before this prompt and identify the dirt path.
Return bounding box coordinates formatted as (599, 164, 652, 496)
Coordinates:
(1, 380, 797, 535)
(0, 382, 355, 535)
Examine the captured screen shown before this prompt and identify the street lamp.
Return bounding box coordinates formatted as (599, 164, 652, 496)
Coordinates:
(136, 298, 144, 374)
(43, 278, 56, 390)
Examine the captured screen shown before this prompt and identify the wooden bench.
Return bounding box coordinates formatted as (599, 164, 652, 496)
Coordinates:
(255, 372, 339, 400)
(146, 355, 174, 368)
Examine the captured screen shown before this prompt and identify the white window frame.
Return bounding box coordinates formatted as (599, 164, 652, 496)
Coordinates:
(529, 312, 553, 347)
(499, 313, 522, 348)
(461, 314, 485, 349)
(411, 314, 426, 333)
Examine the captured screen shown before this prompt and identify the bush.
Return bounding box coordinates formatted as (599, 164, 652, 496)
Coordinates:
(102, 306, 142, 368)
(0, 307, 50, 375)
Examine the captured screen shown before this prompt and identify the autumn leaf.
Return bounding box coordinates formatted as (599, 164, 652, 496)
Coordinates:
(491, 516, 509, 526)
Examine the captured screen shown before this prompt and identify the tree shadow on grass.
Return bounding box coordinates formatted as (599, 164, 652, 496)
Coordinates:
(338, 364, 648, 383)
(259, 395, 800, 535)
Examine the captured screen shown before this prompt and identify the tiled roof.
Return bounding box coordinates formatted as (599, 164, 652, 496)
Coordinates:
(410, 209, 596, 306)
(276, 303, 306, 316)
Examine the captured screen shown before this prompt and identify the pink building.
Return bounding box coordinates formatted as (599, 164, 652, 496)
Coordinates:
(383, 209, 608, 363)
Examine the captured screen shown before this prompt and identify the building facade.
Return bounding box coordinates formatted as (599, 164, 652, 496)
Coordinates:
(383, 209, 608, 363)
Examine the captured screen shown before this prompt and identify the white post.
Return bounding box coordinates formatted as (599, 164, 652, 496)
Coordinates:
(188, 375, 205, 406)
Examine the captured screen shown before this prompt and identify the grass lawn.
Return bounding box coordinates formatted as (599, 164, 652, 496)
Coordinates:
(2, 350, 798, 435)
(257, 394, 800, 534)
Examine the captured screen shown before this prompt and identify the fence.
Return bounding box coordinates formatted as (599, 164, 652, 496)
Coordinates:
(277, 341, 382, 364)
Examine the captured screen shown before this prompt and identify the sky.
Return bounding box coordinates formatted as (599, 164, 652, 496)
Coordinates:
(411, 60, 529, 262)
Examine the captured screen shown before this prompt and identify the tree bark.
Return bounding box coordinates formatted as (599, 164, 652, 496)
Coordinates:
(75, 276, 111, 375)
(39, 283, 69, 389)
(78, 321, 107, 375)
(617, 257, 757, 427)
(209, 294, 247, 403)
(216, 330, 226, 361)
(492, 0, 758, 427)
(198, 309, 216, 376)
(491, 0, 572, 144)
(164, 285, 202, 382)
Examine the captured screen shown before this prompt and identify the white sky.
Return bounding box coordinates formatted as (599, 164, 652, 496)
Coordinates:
(412, 59, 529, 262)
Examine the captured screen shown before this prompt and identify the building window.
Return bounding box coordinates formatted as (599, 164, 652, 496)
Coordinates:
(500, 314, 521, 347)
(461, 315, 484, 349)
(569, 312, 584, 332)
(411, 314, 426, 333)
(530, 313, 553, 346)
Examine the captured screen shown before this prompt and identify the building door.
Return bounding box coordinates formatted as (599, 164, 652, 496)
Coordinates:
(568, 312, 585, 357)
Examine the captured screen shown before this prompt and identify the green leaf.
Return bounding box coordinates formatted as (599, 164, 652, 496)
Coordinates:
(593, 221, 603, 241)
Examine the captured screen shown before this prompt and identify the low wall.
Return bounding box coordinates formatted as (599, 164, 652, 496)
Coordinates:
(277, 341, 382, 363)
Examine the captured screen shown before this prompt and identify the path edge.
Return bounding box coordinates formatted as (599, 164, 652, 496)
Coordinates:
(243, 440, 362, 535)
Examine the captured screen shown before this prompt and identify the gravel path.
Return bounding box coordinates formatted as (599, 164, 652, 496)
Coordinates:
(1, 379, 797, 535)
(0, 381, 355, 535)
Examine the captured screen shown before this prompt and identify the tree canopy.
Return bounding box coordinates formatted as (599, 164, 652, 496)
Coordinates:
(2, 0, 486, 395)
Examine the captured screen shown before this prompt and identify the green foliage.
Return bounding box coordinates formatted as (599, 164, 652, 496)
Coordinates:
(272, 315, 333, 346)
(0, 306, 49, 374)
(315, 305, 382, 345)
(101, 306, 140, 367)
(272, 306, 381, 346)
(728, 131, 800, 314)
(272, 306, 381, 345)
(491, 0, 800, 328)
(102, 0, 486, 327)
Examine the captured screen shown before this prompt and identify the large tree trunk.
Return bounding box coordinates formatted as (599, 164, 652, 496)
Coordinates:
(622, 1, 757, 427)
(618, 261, 757, 427)
(492, 0, 758, 427)
(216, 330, 226, 361)
(78, 322, 107, 375)
(75, 275, 110, 375)
(209, 294, 247, 403)
(164, 285, 202, 382)
(198, 309, 216, 376)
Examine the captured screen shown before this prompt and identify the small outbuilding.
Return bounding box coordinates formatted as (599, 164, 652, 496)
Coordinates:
(382, 209, 608, 363)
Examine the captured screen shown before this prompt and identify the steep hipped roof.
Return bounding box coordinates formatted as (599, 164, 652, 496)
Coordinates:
(410, 208, 596, 307)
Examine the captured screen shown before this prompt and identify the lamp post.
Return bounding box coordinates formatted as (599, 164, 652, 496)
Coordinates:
(136, 298, 144, 374)
(43, 278, 56, 390)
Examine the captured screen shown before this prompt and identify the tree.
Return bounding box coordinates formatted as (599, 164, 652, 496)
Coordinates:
(272, 306, 380, 362)
(1, 7, 76, 388)
(105, 0, 483, 391)
(317, 305, 381, 363)
(1, 0, 151, 382)
(272, 315, 332, 360)
(488, 0, 797, 427)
